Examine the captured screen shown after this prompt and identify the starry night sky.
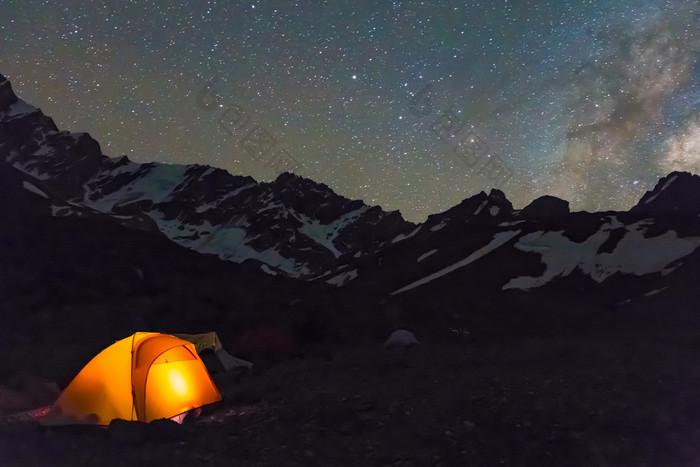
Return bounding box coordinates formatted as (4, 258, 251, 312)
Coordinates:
(2, 1, 699, 222)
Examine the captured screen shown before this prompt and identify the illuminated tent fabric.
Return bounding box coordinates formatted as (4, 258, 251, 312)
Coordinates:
(174, 332, 253, 372)
(50, 332, 221, 425)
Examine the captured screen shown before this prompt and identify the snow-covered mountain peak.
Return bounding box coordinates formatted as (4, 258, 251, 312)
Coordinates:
(2, 73, 700, 293)
(0, 74, 414, 279)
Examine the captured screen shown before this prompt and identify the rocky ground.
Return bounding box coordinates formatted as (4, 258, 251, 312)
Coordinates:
(3, 328, 700, 466)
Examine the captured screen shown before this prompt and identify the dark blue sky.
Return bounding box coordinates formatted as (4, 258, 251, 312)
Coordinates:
(2, 0, 698, 221)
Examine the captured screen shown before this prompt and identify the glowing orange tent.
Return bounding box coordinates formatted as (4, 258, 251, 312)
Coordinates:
(50, 332, 221, 425)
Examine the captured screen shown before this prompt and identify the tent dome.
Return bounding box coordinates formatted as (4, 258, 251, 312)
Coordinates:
(50, 332, 221, 425)
(383, 329, 419, 348)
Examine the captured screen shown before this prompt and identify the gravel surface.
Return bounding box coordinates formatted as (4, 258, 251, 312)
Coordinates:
(3, 333, 700, 466)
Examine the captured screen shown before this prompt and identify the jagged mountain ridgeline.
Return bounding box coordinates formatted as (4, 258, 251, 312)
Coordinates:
(0, 74, 414, 280)
(2, 72, 700, 341)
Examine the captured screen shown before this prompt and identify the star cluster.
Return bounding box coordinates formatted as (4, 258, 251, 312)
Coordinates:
(2, 0, 699, 221)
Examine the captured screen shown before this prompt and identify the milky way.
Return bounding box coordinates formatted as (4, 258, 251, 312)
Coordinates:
(1, 1, 699, 221)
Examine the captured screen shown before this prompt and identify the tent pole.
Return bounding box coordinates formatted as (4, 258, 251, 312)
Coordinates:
(130, 333, 136, 421)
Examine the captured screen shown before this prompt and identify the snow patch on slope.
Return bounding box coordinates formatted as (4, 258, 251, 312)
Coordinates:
(503, 218, 700, 290)
(392, 225, 422, 243)
(195, 183, 256, 213)
(326, 268, 359, 287)
(391, 230, 521, 295)
(417, 249, 438, 262)
(499, 220, 525, 227)
(643, 287, 667, 297)
(644, 174, 678, 205)
(84, 162, 188, 212)
(14, 161, 51, 181)
(2, 99, 36, 119)
(430, 221, 447, 232)
(297, 206, 369, 258)
(146, 213, 301, 274)
(22, 181, 48, 198)
(474, 200, 489, 215)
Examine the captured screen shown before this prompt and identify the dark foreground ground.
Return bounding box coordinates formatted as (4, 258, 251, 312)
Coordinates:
(3, 330, 700, 467)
